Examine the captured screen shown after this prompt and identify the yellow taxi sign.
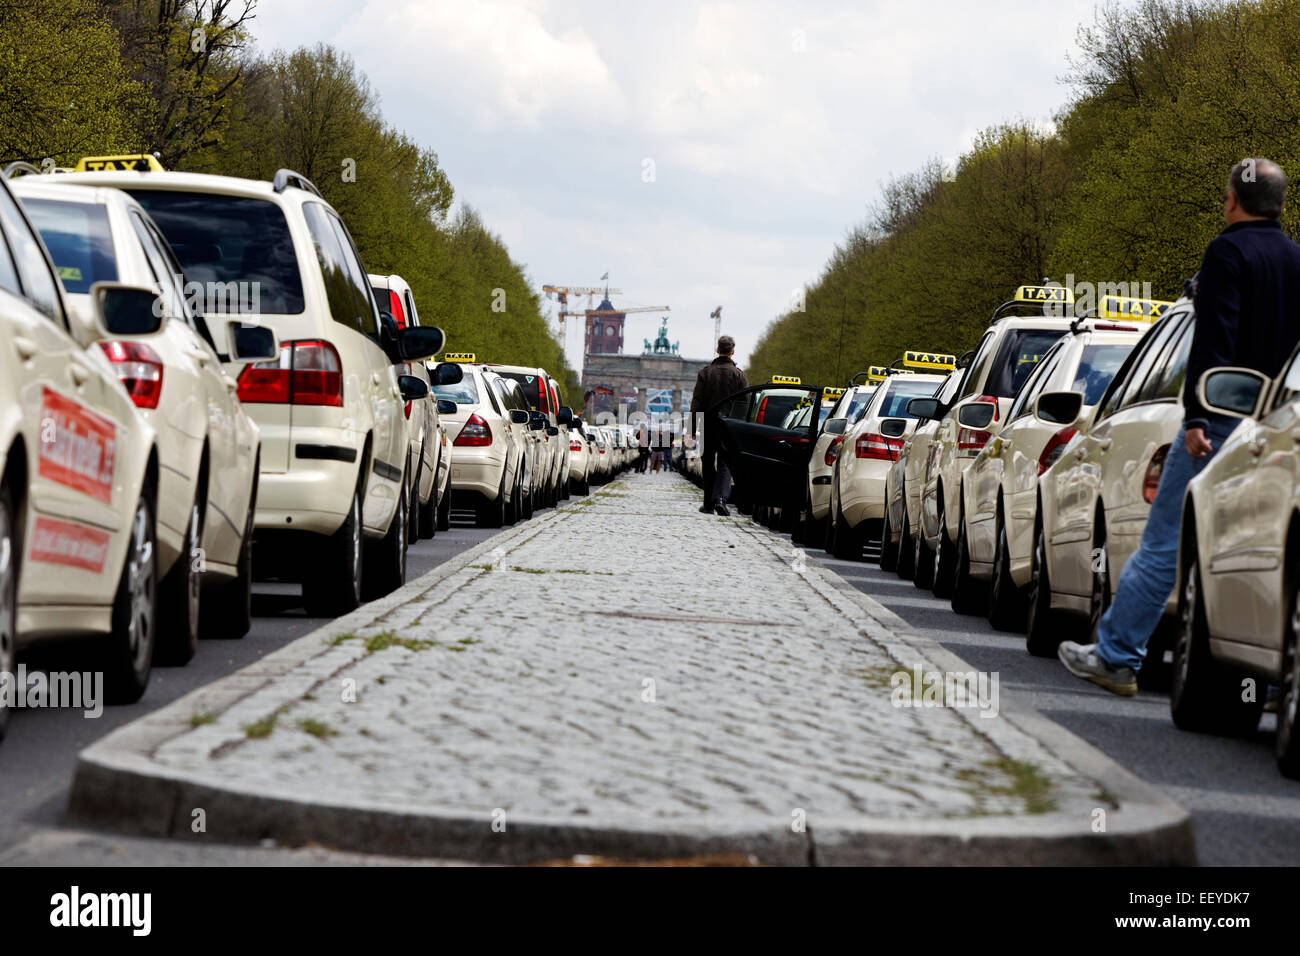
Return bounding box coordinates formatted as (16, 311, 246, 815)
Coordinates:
(74, 154, 165, 173)
(902, 351, 956, 371)
(1099, 295, 1172, 321)
(444, 352, 476, 362)
(866, 366, 888, 382)
(771, 374, 801, 385)
(1013, 284, 1073, 304)
(822, 386, 846, 400)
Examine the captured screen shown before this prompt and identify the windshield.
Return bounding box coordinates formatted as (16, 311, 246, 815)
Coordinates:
(987, 328, 1070, 398)
(22, 198, 117, 294)
(126, 189, 305, 314)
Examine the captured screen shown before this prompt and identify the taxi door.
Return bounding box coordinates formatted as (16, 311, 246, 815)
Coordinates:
(711, 385, 821, 507)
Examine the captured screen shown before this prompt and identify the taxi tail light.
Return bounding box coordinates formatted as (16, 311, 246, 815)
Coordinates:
(454, 413, 492, 447)
(755, 396, 769, 424)
(855, 432, 903, 461)
(1037, 427, 1078, 476)
(1143, 444, 1170, 503)
(538, 379, 551, 415)
(387, 291, 407, 329)
(569, 438, 583, 452)
(236, 339, 343, 407)
(98, 340, 164, 409)
(957, 395, 998, 451)
(825, 435, 845, 466)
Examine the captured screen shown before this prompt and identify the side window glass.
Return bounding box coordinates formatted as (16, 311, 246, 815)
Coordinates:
(129, 212, 187, 324)
(1114, 313, 1181, 411)
(303, 203, 364, 334)
(483, 377, 502, 415)
(1150, 320, 1196, 401)
(0, 185, 63, 324)
(958, 333, 996, 399)
(327, 212, 378, 338)
(1274, 348, 1300, 410)
(404, 290, 419, 328)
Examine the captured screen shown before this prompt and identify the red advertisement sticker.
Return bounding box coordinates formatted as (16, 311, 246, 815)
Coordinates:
(37, 387, 117, 504)
(29, 517, 111, 573)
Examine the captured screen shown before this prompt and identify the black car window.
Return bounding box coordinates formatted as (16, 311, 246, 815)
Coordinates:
(958, 332, 997, 399)
(21, 197, 118, 295)
(304, 202, 369, 335)
(128, 211, 191, 326)
(984, 327, 1070, 399)
(1008, 342, 1065, 421)
(1129, 312, 1191, 406)
(326, 210, 379, 338)
(1148, 319, 1196, 402)
(1102, 311, 1182, 417)
(128, 189, 303, 314)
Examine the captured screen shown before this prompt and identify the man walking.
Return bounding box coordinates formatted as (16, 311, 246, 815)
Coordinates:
(1060, 158, 1300, 696)
(690, 335, 748, 516)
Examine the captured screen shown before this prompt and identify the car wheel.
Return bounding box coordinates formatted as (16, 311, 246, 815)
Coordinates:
(988, 515, 1026, 632)
(1279, 562, 1300, 779)
(202, 491, 254, 640)
(155, 495, 202, 666)
(896, 508, 916, 580)
(1088, 518, 1111, 641)
(363, 473, 408, 600)
(1171, 550, 1263, 737)
(950, 510, 983, 614)
(436, 481, 452, 531)
(879, 504, 899, 572)
(0, 481, 17, 741)
(913, 523, 936, 590)
(832, 500, 862, 560)
(303, 480, 363, 617)
(505, 471, 520, 526)
(477, 472, 506, 528)
(102, 488, 158, 704)
(932, 504, 956, 599)
(1025, 522, 1064, 656)
(418, 477, 437, 539)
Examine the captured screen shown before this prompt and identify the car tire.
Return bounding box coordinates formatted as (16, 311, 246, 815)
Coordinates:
(155, 495, 202, 666)
(913, 524, 936, 590)
(896, 508, 916, 580)
(303, 480, 363, 617)
(0, 480, 17, 741)
(950, 511, 983, 614)
(1278, 558, 1300, 779)
(201, 491, 254, 640)
(879, 505, 899, 572)
(477, 473, 506, 528)
(1171, 550, 1263, 737)
(102, 487, 158, 705)
(437, 479, 452, 532)
(561, 477, 570, 501)
(988, 516, 1026, 632)
(363, 473, 408, 600)
(1025, 521, 1065, 656)
(931, 504, 956, 599)
(418, 479, 437, 539)
(505, 471, 519, 526)
(832, 501, 862, 560)
(1087, 518, 1111, 642)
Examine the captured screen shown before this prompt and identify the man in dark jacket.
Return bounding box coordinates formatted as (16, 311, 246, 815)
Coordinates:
(690, 335, 748, 515)
(1060, 158, 1300, 696)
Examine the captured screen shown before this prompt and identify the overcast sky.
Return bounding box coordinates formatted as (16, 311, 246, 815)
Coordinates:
(251, 0, 1107, 368)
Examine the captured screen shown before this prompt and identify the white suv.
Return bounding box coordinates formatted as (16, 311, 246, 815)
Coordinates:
(56, 166, 451, 616)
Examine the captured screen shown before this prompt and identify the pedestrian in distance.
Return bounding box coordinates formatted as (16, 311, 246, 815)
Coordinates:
(1060, 158, 1300, 696)
(690, 334, 748, 516)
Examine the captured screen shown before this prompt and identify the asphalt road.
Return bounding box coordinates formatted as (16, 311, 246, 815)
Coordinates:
(0, 511, 503, 865)
(799, 540, 1300, 867)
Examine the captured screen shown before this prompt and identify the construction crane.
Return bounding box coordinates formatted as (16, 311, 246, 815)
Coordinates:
(710, 305, 723, 344)
(561, 305, 670, 349)
(542, 283, 623, 314)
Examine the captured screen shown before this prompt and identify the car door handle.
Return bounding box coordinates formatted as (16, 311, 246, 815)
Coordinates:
(1073, 446, 1087, 460)
(1096, 438, 1112, 452)
(69, 362, 89, 386)
(1250, 437, 1268, 456)
(186, 348, 211, 368)
(371, 372, 382, 386)
(13, 336, 37, 360)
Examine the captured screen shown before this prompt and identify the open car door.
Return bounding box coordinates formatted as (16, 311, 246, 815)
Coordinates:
(708, 384, 822, 508)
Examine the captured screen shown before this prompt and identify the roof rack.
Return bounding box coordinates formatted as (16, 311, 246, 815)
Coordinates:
(3, 161, 44, 180)
(272, 168, 323, 198)
(956, 349, 976, 369)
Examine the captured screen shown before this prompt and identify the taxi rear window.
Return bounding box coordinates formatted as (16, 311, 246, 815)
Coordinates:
(987, 328, 1069, 398)
(127, 189, 304, 314)
(22, 198, 117, 294)
(880, 377, 941, 418)
(433, 378, 479, 404)
(499, 371, 540, 409)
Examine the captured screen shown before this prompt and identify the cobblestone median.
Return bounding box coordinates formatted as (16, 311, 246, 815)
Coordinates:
(145, 473, 1106, 836)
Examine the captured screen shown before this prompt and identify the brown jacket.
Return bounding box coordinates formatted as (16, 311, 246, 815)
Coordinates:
(690, 356, 748, 420)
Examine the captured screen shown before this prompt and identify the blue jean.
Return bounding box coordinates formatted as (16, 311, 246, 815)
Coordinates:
(1096, 421, 1238, 671)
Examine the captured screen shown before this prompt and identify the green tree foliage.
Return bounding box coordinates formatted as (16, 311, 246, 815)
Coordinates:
(0, 0, 149, 164)
(750, 0, 1300, 388)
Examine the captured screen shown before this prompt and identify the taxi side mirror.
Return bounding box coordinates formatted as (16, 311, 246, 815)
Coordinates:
(397, 325, 446, 362)
(1198, 367, 1268, 420)
(557, 406, 574, 426)
(547, 425, 559, 437)
(906, 397, 941, 420)
(398, 375, 429, 402)
(824, 417, 848, 436)
(226, 320, 278, 363)
(436, 398, 457, 416)
(879, 417, 908, 439)
(432, 361, 464, 386)
(957, 402, 997, 431)
(510, 409, 530, 425)
(1033, 391, 1084, 427)
(91, 282, 164, 337)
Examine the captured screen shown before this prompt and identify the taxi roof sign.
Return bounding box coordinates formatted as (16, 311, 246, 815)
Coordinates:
(1013, 284, 1073, 304)
(866, 366, 889, 382)
(822, 386, 846, 400)
(771, 374, 802, 385)
(74, 154, 165, 173)
(1099, 295, 1172, 321)
(444, 352, 477, 362)
(902, 351, 956, 371)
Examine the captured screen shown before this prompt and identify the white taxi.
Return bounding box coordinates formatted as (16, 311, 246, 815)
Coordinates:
(54, 163, 450, 615)
(0, 172, 167, 730)
(14, 175, 273, 659)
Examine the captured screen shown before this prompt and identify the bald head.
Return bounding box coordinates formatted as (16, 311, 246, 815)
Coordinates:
(1228, 158, 1286, 219)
